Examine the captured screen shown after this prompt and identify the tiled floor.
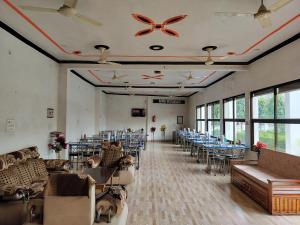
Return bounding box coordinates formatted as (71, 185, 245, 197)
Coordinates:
(126, 142, 300, 225)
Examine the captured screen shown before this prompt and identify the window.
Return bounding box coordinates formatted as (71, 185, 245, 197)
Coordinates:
(196, 105, 205, 133)
(223, 95, 246, 144)
(207, 101, 220, 137)
(251, 81, 300, 155)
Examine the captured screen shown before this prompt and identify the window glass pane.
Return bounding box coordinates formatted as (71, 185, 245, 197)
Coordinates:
(208, 121, 213, 135)
(196, 107, 200, 119)
(208, 105, 212, 119)
(197, 121, 201, 132)
(252, 92, 274, 119)
(224, 100, 233, 119)
(276, 124, 300, 156)
(200, 106, 205, 119)
(213, 103, 220, 119)
(235, 122, 246, 144)
(235, 97, 245, 119)
(213, 121, 221, 137)
(254, 123, 275, 149)
(200, 121, 205, 134)
(277, 88, 300, 119)
(225, 122, 234, 141)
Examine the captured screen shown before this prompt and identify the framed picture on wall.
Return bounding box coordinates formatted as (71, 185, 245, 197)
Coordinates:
(47, 108, 54, 118)
(177, 116, 183, 124)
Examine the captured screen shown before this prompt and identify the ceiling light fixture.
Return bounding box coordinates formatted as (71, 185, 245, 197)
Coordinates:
(149, 45, 164, 51)
(202, 46, 217, 65)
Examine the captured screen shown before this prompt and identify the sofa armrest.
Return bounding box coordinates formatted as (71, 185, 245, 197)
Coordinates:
(268, 179, 300, 195)
(44, 159, 70, 172)
(268, 179, 300, 183)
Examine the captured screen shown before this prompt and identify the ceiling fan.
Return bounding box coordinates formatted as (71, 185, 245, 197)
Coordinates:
(19, 0, 102, 27)
(215, 0, 293, 28)
(202, 46, 217, 65)
(182, 72, 203, 81)
(95, 45, 121, 65)
(111, 71, 128, 80)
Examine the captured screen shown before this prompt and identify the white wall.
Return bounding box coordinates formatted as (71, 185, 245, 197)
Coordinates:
(147, 97, 188, 140)
(106, 95, 147, 131)
(188, 38, 300, 147)
(66, 72, 97, 142)
(95, 89, 107, 132)
(106, 95, 188, 141)
(0, 28, 59, 158)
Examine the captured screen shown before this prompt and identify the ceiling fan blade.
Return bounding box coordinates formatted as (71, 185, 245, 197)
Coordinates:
(214, 12, 253, 17)
(107, 61, 122, 66)
(257, 16, 272, 28)
(270, 0, 293, 12)
(64, 0, 78, 8)
(218, 55, 229, 60)
(19, 5, 58, 13)
(75, 13, 102, 26)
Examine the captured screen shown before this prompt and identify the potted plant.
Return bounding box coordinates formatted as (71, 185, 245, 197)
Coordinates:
(150, 127, 156, 141)
(160, 125, 167, 141)
(253, 141, 267, 159)
(48, 132, 67, 159)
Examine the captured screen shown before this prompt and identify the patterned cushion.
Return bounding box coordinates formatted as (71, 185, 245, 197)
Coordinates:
(15, 162, 33, 186)
(0, 154, 17, 171)
(44, 160, 69, 171)
(28, 159, 48, 179)
(0, 166, 20, 186)
(12, 147, 40, 162)
(101, 145, 123, 167)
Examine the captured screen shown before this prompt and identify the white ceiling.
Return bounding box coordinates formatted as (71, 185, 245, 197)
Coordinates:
(1, 0, 300, 95)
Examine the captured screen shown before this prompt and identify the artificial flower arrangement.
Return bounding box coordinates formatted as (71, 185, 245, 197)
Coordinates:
(150, 127, 156, 133)
(253, 141, 268, 158)
(160, 124, 167, 132)
(48, 132, 67, 153)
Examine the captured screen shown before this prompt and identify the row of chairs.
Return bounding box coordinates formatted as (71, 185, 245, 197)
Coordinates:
(68, 130, 146, 170)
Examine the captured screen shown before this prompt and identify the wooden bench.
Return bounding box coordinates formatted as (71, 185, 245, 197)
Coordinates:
(231, 148, 300, 215)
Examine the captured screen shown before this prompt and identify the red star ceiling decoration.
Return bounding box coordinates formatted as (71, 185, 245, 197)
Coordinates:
(132, 14, 187, 37)
(142, 74, 164, 80)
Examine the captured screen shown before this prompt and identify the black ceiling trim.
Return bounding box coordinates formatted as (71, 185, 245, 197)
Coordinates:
(0, 21, 60, 63)
(248, 32, 300, 64)
(102, 90, 109, 94)
(70, 70, 96, 87)
(105, 92, 188, 98)
(60, 60, 247, 65)
(1, 21, 300, 93)
(95, 85, 205, 89)
(186, 91, 199, 97)
(204, 71, 235, 88)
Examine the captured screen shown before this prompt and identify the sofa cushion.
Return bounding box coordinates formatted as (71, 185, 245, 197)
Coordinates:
(28, 159, 48, 179)
(0, 154, 17, 171)
(233, 164, 283, 188)
(15, 162, 33, 186)
(258, 148, 300, 179)
(0, 166, 20, 186)
(102, 145, 123, 167)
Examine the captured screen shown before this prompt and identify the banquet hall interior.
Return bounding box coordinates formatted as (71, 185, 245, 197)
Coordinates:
(1, 0, 300, 225)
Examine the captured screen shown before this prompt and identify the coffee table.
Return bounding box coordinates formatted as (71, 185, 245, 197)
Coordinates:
(84, 167, 117, 192)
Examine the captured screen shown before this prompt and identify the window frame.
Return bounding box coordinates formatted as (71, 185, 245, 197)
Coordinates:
(206, 101, 220, 137)
(196, 104, 205, 133)
(223, 94, 246, 143)
(250, 79, 300, 151)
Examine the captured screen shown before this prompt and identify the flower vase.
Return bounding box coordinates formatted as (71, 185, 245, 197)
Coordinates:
(56, 151, 62, 159)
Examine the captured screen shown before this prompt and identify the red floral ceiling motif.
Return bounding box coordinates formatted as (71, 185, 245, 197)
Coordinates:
(142, 74, 164, 80)
(132, 14, 187, 37)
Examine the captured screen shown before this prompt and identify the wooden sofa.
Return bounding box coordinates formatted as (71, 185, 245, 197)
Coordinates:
(231, 148, 300, 215)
